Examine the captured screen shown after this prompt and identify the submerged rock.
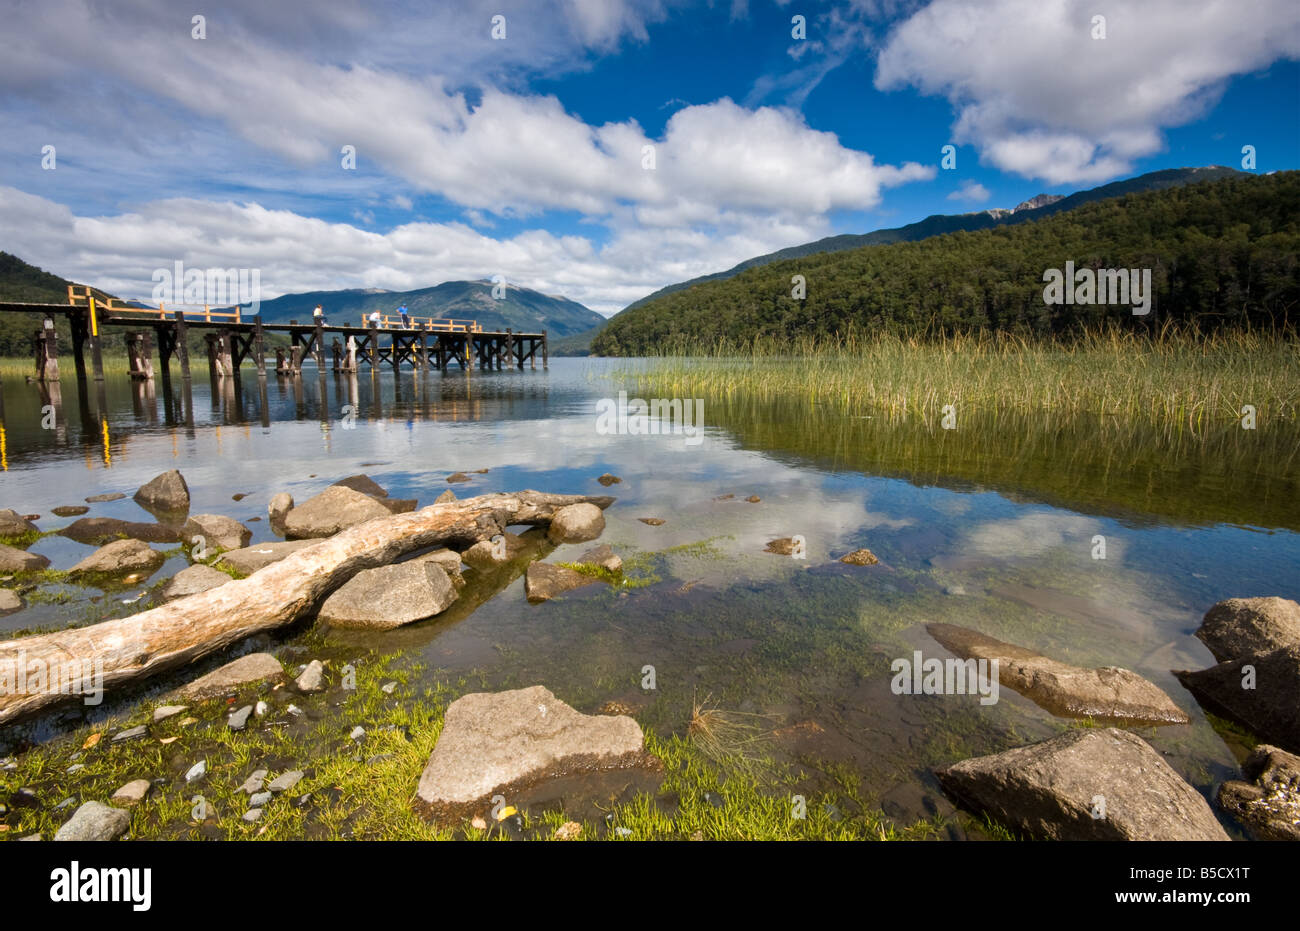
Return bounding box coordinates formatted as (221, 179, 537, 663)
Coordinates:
(53, 801, 131, 841)
(578, 544, 622, 573)
(638, 517, 665, 526)
(764, 537, 801, 556)
(1176, 645, 1300, 754)
(416, 685, 647, 819)
(331, 474, 389, 498)
(839, 549, 879, 566)
(936, 728, 1228, 840)
(161, 564, 231, 601)
(85, 492, 126, 503)
(548, 503, 606, 543)
(283, 485, 391, 538)
(0, 543, 49, 572)
(525, 563, 599, 603)
(1218, 744, 1300, 840)
(51, 505, 90, 517)
(59, 517, 181, 545)
(177, 653, 284, 702)
(133, 469, 190, 515)
(68, 539, 167, 579)
(0, 589, 23, 616)
(181, 514, 253, 552)
(596, 473, 622, 486)
(446, 472, 471, 483)
(928, 622, 1189, 725)
(218, 539, 317, 574)
(1196, 596, 1300, 662)
(318, 562, 458, 630)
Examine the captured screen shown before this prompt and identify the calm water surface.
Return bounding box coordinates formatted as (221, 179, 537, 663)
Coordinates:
(1, 359, 1297, 832)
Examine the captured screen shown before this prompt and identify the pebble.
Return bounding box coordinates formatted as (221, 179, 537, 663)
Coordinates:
(268, 770, 303, 794)
(248, 791, 272, 808)
(184, 759, 207, 782)
(66, 764, 85, 774)
(255, 701, 269, 717)
(113, 725, 147, 743)
(380, 682, 397, 694)
(153, 704, 188, 723)
(286, 704, 303, 717)
(238, 769, 268, 794)
(349, 726, 365, 741)
(111, 779, 152, 807)
(295, 660, 325, 693)
(228, 705, 254, 730)
(53, 797, 76, 811)
(10, 788, 39, 808)
(243, 808, 263, 822)
(615, 827, 633, 837)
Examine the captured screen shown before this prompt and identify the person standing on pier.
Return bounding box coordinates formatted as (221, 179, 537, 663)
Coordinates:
(399, 305, 410, 328)
(313, 303, 326, 325)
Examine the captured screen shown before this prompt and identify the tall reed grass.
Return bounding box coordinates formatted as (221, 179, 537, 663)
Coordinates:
(625, 324, 1300, 428)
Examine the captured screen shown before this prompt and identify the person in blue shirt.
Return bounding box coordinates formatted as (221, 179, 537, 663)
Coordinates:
(398, 305, 410, 328)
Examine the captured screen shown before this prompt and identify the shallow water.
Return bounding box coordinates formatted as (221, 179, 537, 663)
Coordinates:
(1, 359, 1297, 832)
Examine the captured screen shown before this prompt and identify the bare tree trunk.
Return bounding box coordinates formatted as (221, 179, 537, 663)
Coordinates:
(0, 491, 614, 724)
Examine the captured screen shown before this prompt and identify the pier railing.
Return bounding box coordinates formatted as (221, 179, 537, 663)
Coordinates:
(67, 286, 242, 322)
(359, 313, 482, 332)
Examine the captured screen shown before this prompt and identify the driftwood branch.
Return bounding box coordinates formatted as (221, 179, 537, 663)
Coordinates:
(0, 491, 614, 724)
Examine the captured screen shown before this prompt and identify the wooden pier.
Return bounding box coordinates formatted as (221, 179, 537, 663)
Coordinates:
(0, 286, 548, 386)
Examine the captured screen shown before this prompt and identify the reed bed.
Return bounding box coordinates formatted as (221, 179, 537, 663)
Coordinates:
(624, 324, 1300, 429)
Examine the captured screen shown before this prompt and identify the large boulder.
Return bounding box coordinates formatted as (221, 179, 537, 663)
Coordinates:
(546, 503, 605, 544)
(928, 623, 1188, 725)
(0, 542, 49, 572)
(461, 531, 526, 570)
(525, 563, 599, 603)
(283, 486, 391, 538)
(936, 728, 1229, 841)
(1217, 744, 1300, 841)
(267, 492, 294, 528)
(161, 564, 232, 601)
(177, 653, 284, 701)
(59, 517, 181, 545)
(416, 685, 646, 819)
(318, 562, 458, 630)
(181, 514, 252, 552)
(133, 470, 190, 515)
(218, 539, 317, 575)
(1196, 597, 1300, 662)
(68, 539, 166, 578)
(53, 801, 131, 841)
(411, 548, 466, 588)
(1175, 645, 1300, 754)
(0, 509, 37, 537)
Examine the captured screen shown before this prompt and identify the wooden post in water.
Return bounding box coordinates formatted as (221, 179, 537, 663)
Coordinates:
(37, 317, 59, 382)
(173, 311, 191, 380)
(313, 320, 325, 370)
(217, 330, 234, 378)
(141, 329, 156, 380)
(542, 330, 548, 369)
(275, 346, 287, 375)
(253, 315, 266, 378)
(87, 297, 104, 382)
(331, 338, 342, 373)
(418, 325, 428, 369)
(505, 329, 514, 370)
(69, 311, 88, 384)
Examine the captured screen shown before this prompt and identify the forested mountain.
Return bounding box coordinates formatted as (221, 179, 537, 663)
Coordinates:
(590, 172, 1299, 355)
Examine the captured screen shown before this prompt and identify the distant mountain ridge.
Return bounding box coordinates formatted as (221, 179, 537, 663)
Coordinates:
(248, 280, 604, 337)
(616, 167, 1247, 316)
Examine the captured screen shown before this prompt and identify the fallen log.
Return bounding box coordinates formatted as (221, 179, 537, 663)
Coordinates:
(0, 491, 614, 724)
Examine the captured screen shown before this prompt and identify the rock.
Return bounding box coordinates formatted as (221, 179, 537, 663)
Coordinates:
(0, 589, 22, 616)
(1176, 645, 1300, 754)
(295, 660, 325, 693)
(218, 539, 317, 574)
(637, 517, 664, 526)
(525, 563, 599, 603)
(177, 653, 284, 702)
(349, 726, 366, 741)
(461, 539, 508, 570)
(318, 562, 458, 630)
(255, 701, 268, 717)
(446, 472, 471, 483)
(153, 704, 188, 723)
(58, 517, 181, 544)
(416, 685, 646, 817)
(547, 503, 606, 543)
(0, 509, 37, 537)
(185, 760, 207, 782)
(249, 791, 272, 808)
(68, 539, 166, 579)
(596, 474, 622, 486)
(85, 492, 126, 503)
(434, 489, 456, 504)
(745, 495, 761, 503)
(181, 514, 253, 551)
(51, 505, 90, 517)
(578, 544, 622, 573)
(161, 564, 231, 601)
(936, 728, 1229, 840)
(113, 725, 147, 742)
(379, 498, 418, 514)
(555, 821, 582, 839)
(1196, 597, 1300, 662)
(331, 474, 388, 498)
(1217, 744, 1300, 841)
(9, 787, 39, 808)
(238, 769, 268, 794)
(840, 549, 879, 566)
(111, 780, 152, 807)
(53, 801, 131, 841)
(268, 770, 303, 793)
(228, 705, 254, 730)
(764, 537, 800, 556)
(268, 492, 294, 526)
(928, 623, 1189, 725)
(412, 548, 465, 587)
(283, 485, 391, 538)
(0, 543, 49, 572)
(243, 808, 263, 822)
(133, 469, 190, 515)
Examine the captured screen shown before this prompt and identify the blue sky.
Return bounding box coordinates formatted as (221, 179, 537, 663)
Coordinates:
(1, 0, 1297, 314)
